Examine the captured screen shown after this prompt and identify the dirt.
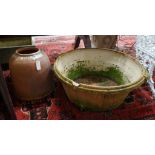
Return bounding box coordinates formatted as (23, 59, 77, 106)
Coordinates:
(74, 75, 119, 86)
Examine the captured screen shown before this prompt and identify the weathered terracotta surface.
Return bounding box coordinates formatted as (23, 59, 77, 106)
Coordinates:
(62, 83, 130, 111)
(91, 35, 118, 49)
(9, 47, 53, 101)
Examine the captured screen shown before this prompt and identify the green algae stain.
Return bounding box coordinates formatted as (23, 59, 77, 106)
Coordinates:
(67, 65, 126, 85)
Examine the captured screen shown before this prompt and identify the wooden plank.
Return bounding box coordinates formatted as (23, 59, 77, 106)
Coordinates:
(0, 36, 31, 48)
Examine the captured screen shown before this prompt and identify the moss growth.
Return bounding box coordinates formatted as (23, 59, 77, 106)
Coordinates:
(67, 65, 126, 85)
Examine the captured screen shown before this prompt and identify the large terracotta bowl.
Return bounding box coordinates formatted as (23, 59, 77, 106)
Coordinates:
(54, 48, 147, 111)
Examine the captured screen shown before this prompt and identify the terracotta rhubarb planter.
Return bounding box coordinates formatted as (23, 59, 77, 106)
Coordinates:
(54, 48, 147, 111)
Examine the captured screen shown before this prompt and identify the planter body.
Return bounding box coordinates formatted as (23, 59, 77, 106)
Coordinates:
(9, 47, 53, 101)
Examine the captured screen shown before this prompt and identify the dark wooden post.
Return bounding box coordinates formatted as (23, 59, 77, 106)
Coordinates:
(0, 65, 16, 120)
(74, 35, 91, 49)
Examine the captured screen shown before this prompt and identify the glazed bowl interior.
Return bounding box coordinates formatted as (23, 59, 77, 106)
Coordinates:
(54, 48, 146, 89)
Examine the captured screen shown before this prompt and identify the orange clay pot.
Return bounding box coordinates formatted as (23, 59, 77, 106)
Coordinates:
(9, 47, 53, 101)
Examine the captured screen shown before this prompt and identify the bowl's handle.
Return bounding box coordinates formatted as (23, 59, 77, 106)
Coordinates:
(74, 35, 91, 49)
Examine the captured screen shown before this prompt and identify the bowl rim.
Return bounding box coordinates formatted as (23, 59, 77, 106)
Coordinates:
(54, 48, 147, 92)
